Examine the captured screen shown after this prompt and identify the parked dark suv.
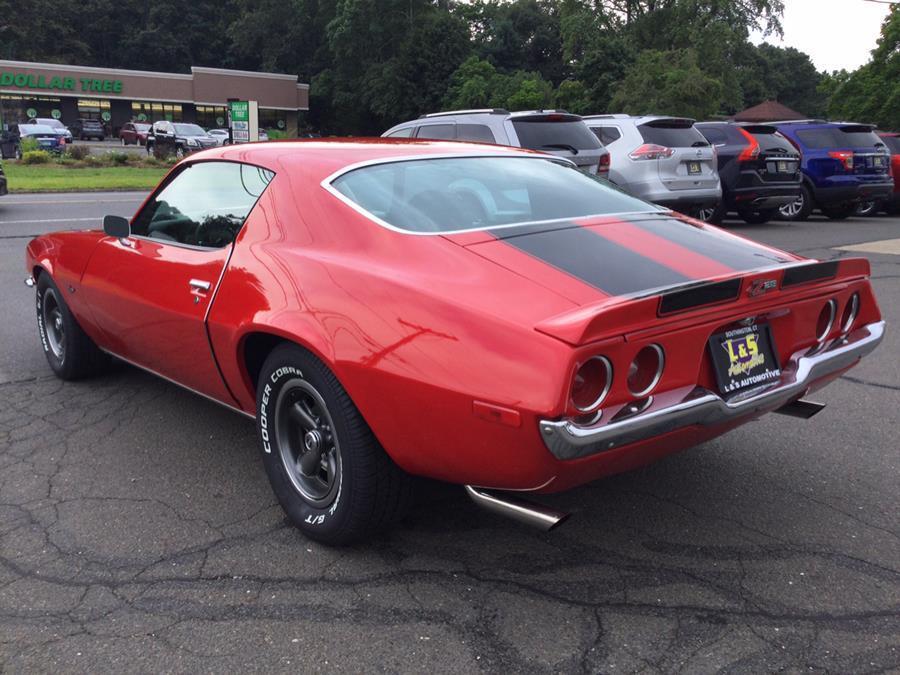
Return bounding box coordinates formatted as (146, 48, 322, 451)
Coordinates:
(0, 157, 7, 197)
(71, 119, 106, 141)
(772, 121, 893, 221)
(695, 122, 802, 224)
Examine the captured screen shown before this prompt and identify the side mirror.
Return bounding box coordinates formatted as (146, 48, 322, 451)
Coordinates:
(103, 215, 130, 239)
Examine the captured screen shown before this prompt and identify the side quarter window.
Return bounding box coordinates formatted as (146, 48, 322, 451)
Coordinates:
(130, 162, 275, 249)
(386, 127, 414, 138)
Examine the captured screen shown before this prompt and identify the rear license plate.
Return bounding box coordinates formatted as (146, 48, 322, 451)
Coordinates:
(708, 323, 781, 397)
(687, 161, 701, 175)
(874, 156, 886, 167)
(776, 160, 790, 173)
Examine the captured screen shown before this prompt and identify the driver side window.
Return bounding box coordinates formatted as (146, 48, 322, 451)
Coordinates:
(131, 161, 275, 248)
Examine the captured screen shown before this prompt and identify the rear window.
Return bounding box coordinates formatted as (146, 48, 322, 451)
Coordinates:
(330, 156, 658, 234)
(511, 118, 601, 152)
(638, 120, 708, 148)
(590, 126, 622, 145)
(744, 127, 797, 153)
(457, 124, 496, 143)
(696, 126, 728, 145)
(796, 127, 881, 149)
(880, 136, 900, 153)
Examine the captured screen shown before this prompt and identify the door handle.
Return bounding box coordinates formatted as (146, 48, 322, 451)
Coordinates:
(189, 279, 211, 292)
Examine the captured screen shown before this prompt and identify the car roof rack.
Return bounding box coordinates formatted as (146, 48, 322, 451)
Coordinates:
(419, 109, 510, 119)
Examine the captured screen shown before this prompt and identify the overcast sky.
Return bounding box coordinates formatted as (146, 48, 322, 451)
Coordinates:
(751, 0, 892, 73)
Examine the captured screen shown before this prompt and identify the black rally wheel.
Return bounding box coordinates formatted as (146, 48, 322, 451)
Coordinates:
(35, 273, 107, 380)
(256, 344, 413, 545)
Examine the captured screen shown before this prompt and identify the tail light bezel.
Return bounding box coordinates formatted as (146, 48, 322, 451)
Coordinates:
(571, 356, 613, 414)
(626, 344, 665, 398)
(840, 293, 860, 334)
(816, 299, 837, 343)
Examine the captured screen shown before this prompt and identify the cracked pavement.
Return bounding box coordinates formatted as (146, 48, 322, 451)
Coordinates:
(0, 193, 898, 672)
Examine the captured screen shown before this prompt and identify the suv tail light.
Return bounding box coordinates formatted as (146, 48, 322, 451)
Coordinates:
(598, 153, 611, 175)
(737, 128, 760, 162)
(629, 144, 675, 160)
(828, 150, 854, 170)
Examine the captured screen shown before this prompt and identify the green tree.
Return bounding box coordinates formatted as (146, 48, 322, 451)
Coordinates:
(828, 7, 899, 130)
(610, 48, 724, 118)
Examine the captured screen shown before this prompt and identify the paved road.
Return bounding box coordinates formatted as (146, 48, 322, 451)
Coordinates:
(1, 196, 898, 672)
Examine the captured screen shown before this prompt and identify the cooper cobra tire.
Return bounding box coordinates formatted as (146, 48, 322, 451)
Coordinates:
(35, 273, 107, 380)
(738, 207, 778, 225)
(256, 344, 413, 545)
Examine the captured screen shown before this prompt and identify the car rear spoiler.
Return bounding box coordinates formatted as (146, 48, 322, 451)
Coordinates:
(534, 258, 871, 346)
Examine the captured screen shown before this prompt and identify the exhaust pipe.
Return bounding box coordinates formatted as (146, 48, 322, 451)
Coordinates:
(774, 398, 826, 419)
(464, 485, 570, 531)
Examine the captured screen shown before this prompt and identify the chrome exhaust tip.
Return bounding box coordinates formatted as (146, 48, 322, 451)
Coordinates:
(464, 485, 570, 531)
(774, 398, 826, 419)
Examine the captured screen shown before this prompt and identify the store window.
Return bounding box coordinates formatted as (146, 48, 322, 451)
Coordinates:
(77, 99, 111, 121)
(259, 108, 288, 137)
(1, 95, 63, 125)
(195, 105, 227, 130)
(131, 101, 183, 123)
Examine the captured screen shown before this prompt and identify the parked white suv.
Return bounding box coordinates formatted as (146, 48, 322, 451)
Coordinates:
(383, 109, 610, 177)
(583, 115, 721, 215)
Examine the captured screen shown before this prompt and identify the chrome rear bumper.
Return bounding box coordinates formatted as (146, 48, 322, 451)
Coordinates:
(539, 320, 885, 461)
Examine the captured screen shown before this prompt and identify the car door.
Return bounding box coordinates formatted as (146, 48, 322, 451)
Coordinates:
(80, 160, 275, 402)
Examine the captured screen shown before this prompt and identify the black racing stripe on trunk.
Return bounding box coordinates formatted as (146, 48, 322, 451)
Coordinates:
(782, 260, 838, 287)
(627, 216, 791, 271)
(501, 224, 690, 296)
(658, 278, 742, 315)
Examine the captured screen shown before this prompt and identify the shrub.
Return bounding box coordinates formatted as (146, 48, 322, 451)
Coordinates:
(19, 137, 40, 153)
(266, 129, 286, 140)
(105, 151, 130, 165)
(65, 145, 91, 161)
(21, 150, 51, 165)
(83, 154, 104, 166)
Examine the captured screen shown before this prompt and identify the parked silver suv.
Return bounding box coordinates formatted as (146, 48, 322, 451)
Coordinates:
(583, 115, 721, 215)
(383, 109, 610, 176)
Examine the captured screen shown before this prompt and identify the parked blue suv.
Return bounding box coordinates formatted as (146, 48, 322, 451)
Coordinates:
(773, 121, 893, 221)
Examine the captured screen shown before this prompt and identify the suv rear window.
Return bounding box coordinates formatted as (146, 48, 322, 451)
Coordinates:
(743, 126, 797, 153)
(511, 118, 601, 152)
(638, 120, 708, 148)
(796, 126, 882, 149)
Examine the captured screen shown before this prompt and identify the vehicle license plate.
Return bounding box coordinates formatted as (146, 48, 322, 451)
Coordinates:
(873, 156, 885, 167)
(708, 323, 781, 397)
(776, 160, 790, 173)
(687, 161, 701, 175)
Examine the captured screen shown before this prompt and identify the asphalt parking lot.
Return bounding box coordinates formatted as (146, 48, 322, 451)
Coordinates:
(0, 192, 898, 672)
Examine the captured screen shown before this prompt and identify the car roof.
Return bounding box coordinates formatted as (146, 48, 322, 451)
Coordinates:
(183, 138, 555, 180)
(583, 114, 697, 125)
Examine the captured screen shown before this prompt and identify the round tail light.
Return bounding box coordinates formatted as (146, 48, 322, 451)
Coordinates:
(571, 356, 612, 413)
(816, 299, 837, 342)
(627, 344, 665, 397)
(840, 293, 859, 334)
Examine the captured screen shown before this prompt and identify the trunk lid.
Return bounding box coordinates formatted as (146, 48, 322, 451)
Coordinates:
(637, 118, 718, 191)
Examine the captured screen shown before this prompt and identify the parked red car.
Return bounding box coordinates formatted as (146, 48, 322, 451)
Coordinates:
(119, 121, 152, 146)
(25, 140, 885, 544)
(877, 131, 900, 214)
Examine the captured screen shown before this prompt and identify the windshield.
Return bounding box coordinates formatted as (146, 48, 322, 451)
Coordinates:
(36, 119, 64, 129)
(511, 118, 602, 152)
(174, 124, 206, 136)
(330, 156, 660, 234)
(20, 125, 55, 135)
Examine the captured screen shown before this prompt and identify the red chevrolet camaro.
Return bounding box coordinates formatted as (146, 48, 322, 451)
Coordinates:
(25, 140, 885, 544)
